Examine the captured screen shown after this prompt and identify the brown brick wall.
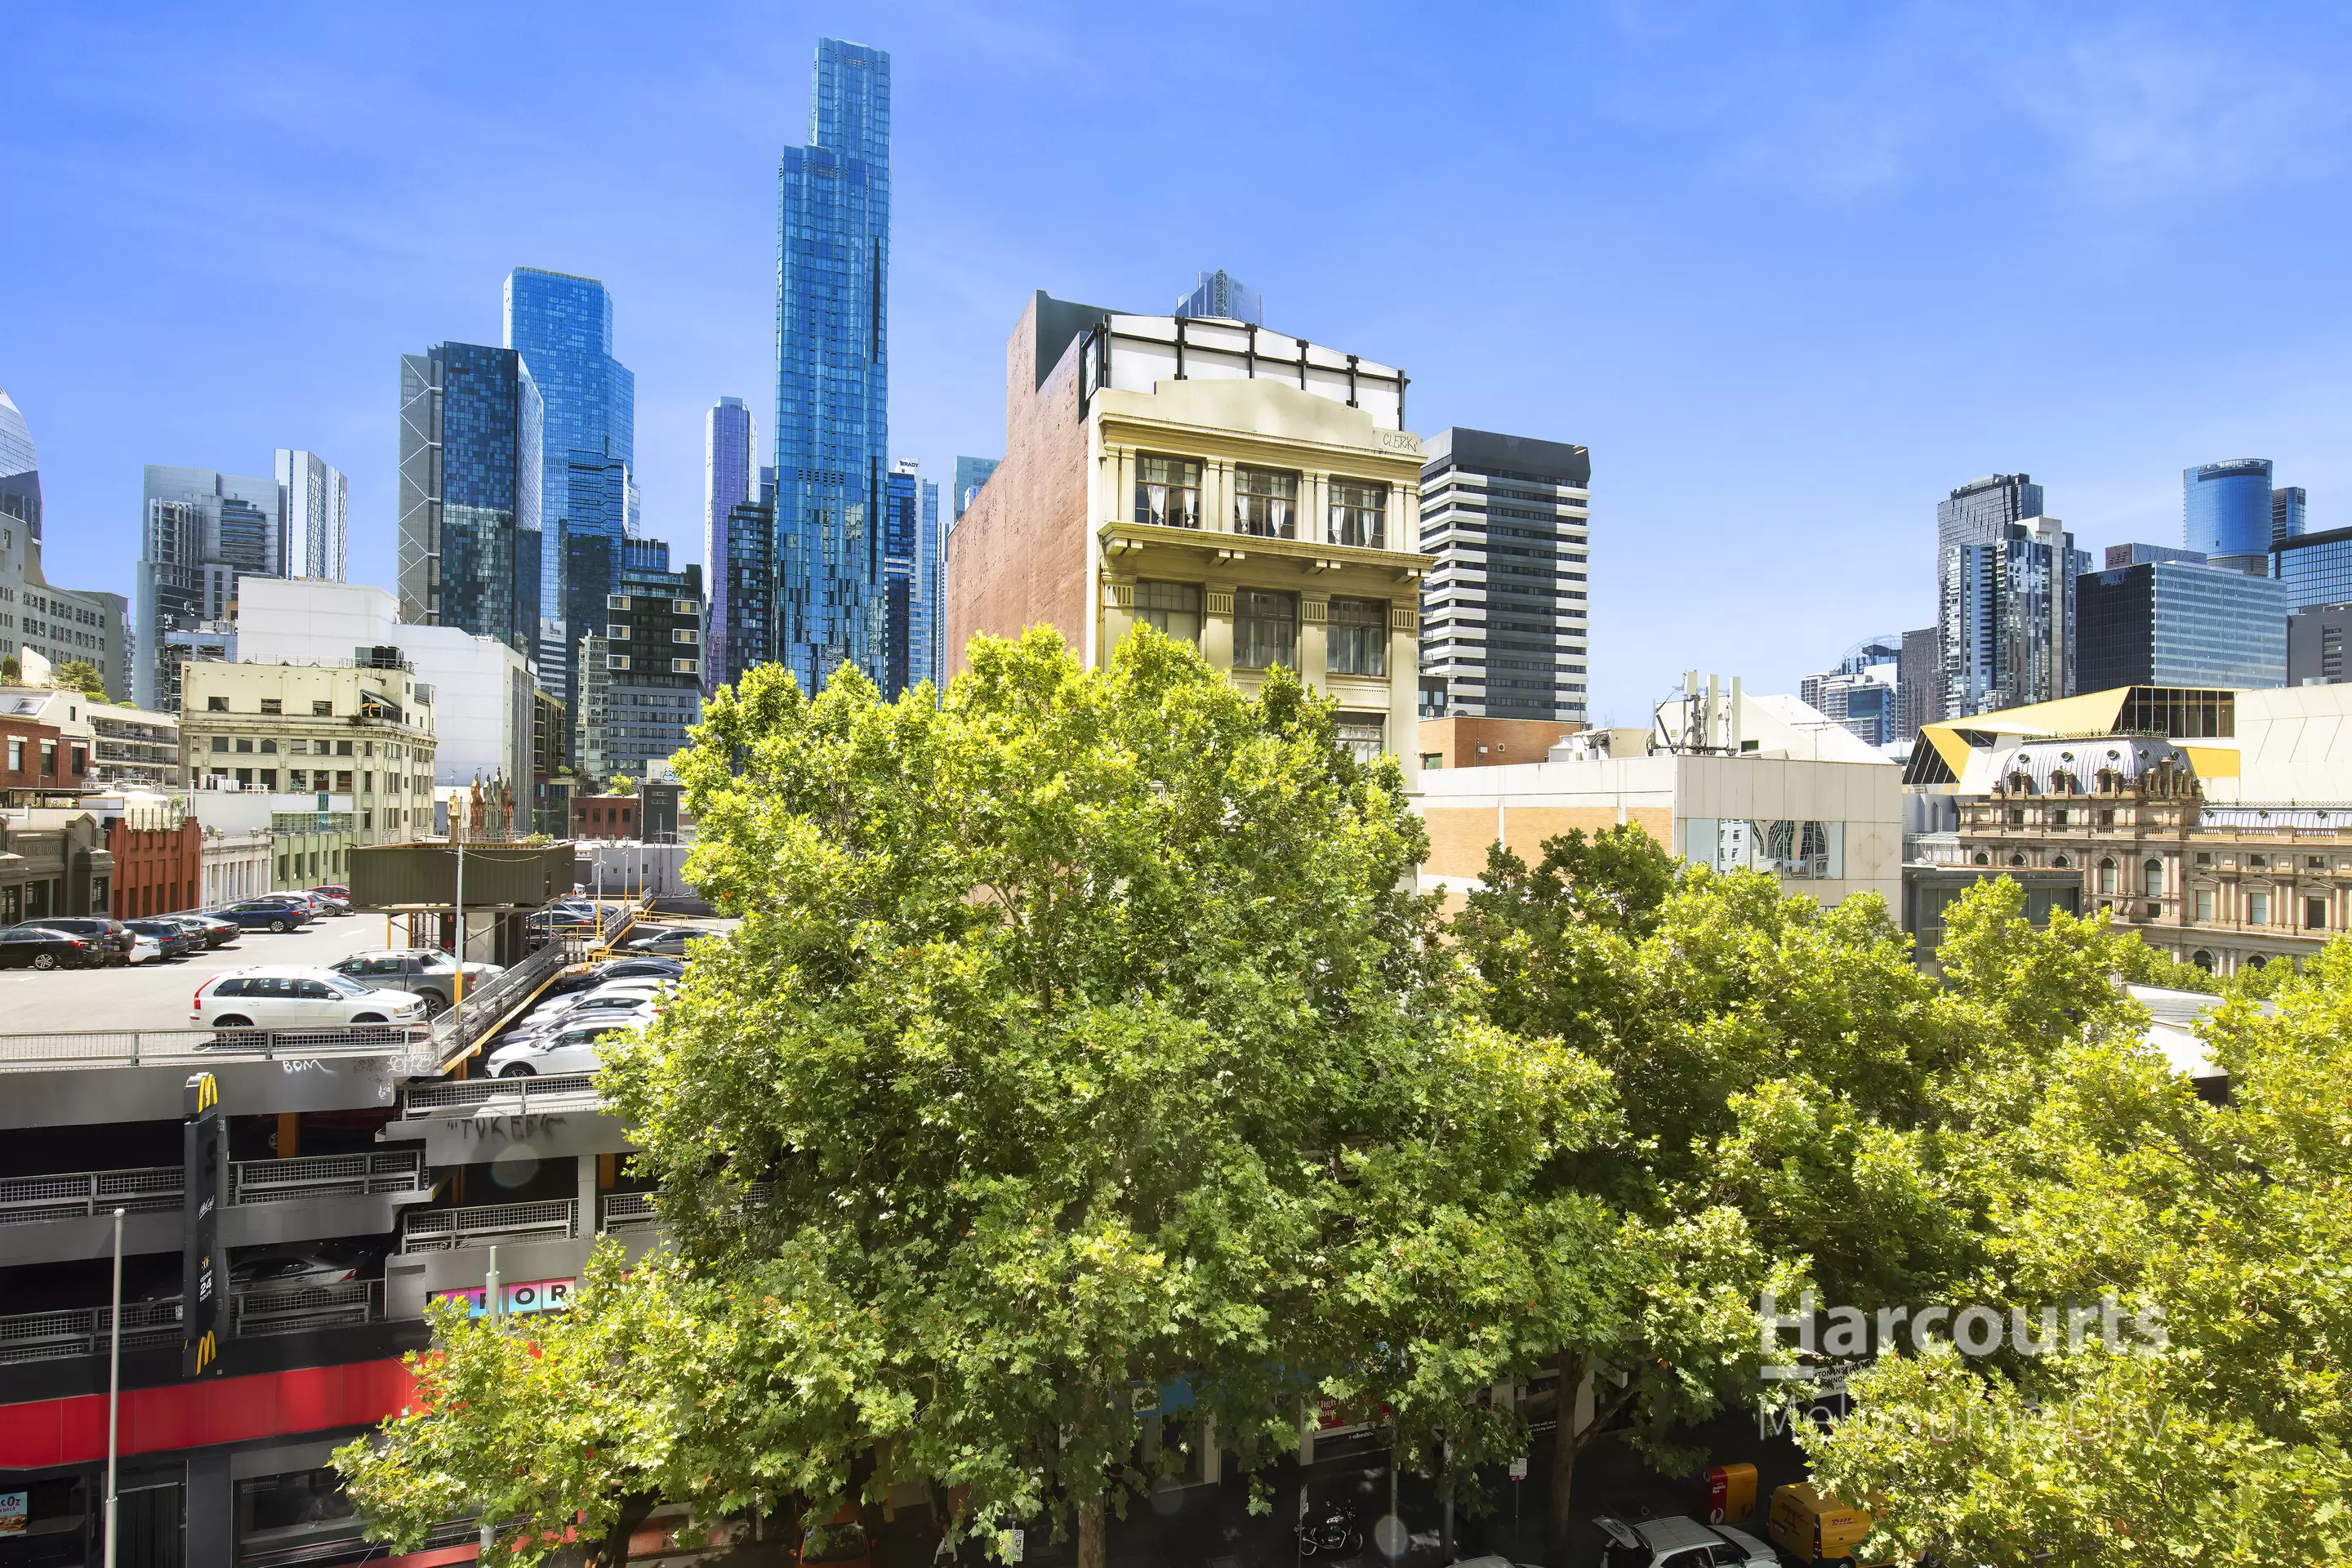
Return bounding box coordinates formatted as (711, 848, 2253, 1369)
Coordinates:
(944, 299, 1094, 678)
(1418, 716, 1584, 768)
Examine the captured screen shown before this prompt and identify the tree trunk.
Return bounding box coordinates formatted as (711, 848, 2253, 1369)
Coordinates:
(590, 1494, 658, 1568)
(1546, 1348, 1584, 1568)
(1076, 1499, 1107, 1568)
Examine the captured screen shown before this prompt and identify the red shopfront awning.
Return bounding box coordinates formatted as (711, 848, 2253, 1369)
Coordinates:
(0, 1360, 416, 1470)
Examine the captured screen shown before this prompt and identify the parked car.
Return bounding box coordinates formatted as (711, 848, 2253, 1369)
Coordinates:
(189, 965, 428, 1029)
(125, 918, 203, 960)
(486, 1013, 652, 1077)
(590, 956, 686, 983)
(267, 889, 345, 919)
(31, 916, 132, 965)
(1594, 1517, 1776, 1568)
(229, 1244, 380, 1288)
(619, 926, 707, 957)
(306, 885, 354, 914)
(127, 931, 167, 964)
(167, 912, 241, 948)
(0, 925, 109, 970)
(211, 900, 312, 933)
(328, 950, 505, 1014)
(508, 982, 670, 1040)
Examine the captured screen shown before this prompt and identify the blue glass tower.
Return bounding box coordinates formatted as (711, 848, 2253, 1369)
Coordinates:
(951, 456, 999, 524)
(2184, 458, 2274, 565)
(774, 38, 891, 694)
(880, 461, 941, 697)
(506, 267, 635, 702)
(396, 343, 541, 655)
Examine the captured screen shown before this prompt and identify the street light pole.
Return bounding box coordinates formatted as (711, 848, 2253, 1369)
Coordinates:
(452, 835, 466, 1011)
(104, 1206, 123, 1568)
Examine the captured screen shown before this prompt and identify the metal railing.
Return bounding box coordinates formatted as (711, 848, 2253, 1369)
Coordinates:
(0, 1022, 430, 1074)
(0, 1165, 182, 1224)
(404, 1071, 599, 1118)
(229, 1148, 429, 1205)
(599, 1192, 658, 1232)
(232, 1278, 383, 1338)
(2, 1150, 430, 1225)
(0, 1298, 183, 1365)
(425, 928, 602, 1069)
(400, 1198, 578, 1254)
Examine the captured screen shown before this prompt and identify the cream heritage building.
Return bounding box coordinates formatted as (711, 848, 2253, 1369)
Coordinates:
(947, 292, 1432, 782)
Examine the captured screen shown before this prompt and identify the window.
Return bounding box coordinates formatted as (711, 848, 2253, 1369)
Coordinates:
(2195, 889, 2215, 921)
(1135, 455, 1201, 529)
(2098, 858, 2117, 894)
(1328, 479, 1388, 548)
(313, 700, 332, 716)
(608, 593, 630, 609)
(1334, 711, 1386, 764)
(2008, 808, 2025, 826)
(674, 598, 701, 614)
(336, 771, 353, 791)
(260, 698, 281, 715)
(258, 770, 276, 790)
(2311, 856, 2330, 871)
(2309, 896, 2328, 930)
(670, 658, 701, 675)
(2248, 890, 2270, 926)
(2099, 808, 2115, 826)
(5, 738, 17, 772)
(207, 696, 229, 711)
(336, 741, 353, 756)
(672, 627, 700, 644)
(1234, 590, 1297, 670)
(2143, 858, 2163, 898)
(259, 739, 276, 754)
(2051, 808, 2068, 827)
(607, 623, 630, 639)
(38, 740, 56, 774)
(2192, 949, 2216, 971)
(1233, 466, 1298, 538)
(1327, 598, 1388, 676)
(608, 655, 632, 670)
(1132, 581, 1201, 646)
(2250, 853, 2269, 869)
(2195, 852, 2212, 866)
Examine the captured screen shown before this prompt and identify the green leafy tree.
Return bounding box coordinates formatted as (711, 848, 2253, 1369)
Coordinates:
(1, 654, 20, 684)
(341, 628, 1609, 1568)
(1800, 938, 2352, 1563)
(50, 658, 106, 700)
(605, 773, 638, 796)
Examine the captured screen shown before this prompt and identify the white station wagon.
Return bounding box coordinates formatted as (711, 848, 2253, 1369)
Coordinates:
(190, 965, 429, 1030)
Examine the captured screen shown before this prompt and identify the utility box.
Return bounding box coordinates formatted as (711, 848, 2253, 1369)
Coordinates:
(1704, 1463, 1757, 1523)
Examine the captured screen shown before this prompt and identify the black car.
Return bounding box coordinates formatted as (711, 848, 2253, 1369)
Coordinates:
(0, 925, 109, 970)
(593, 956, 686, 982)
(125, 919, 203, 960)
(619, 927, 706, 956)
(31, 916, 132, 965)
(167, 913, 241, 948)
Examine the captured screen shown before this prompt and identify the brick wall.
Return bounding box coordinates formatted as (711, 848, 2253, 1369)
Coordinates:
(944, 298, 1094, 677)
(1417, 716, 1584, 769)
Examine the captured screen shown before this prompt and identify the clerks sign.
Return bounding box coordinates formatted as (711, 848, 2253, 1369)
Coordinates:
(430, 1277, 576, 1317)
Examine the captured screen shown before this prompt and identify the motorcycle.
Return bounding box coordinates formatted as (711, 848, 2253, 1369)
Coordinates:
(1294, 1501, 1364, 1558)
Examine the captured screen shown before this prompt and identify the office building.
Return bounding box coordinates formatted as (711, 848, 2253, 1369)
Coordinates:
(947, 292, 1431, 781)
(2287, 604, 2352, 687)
(136, 465, 283, 710)
(2185, 458, 2276, 572)
(275, 449, 349, 581)
(395, 342, 543, 658)
(2274, 486, 2306, 545)
(711, 466, 778, 696)
(882, 459, 941, 695)
(1801, 637, 1903, 746)
(2106, 542, 2207, 568)
(2272, 524, 2352, 612)
(506, 268, 635, 703)
(1417, 429, 1590, 727)
(1936, 474, 2086, 718)
(774, 38, 892, 695)
(1175, 269, 1264, 325)
(703, 397, 755, 693)
(952, 456, 999, 527)
(576, 546, 704, 783)
(2078, 554, 2288, 691)
(1895, 626, 1940, 737)
(0, 386, 40, 540)
(1417, 686, 1900, 910)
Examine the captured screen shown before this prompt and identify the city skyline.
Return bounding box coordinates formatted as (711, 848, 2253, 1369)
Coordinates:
(10, 4, 2352, 723)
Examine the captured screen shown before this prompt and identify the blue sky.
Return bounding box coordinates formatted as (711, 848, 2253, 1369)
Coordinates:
(6, 1, 2350, 723)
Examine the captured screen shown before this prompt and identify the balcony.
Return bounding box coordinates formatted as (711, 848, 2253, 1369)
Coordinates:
(400, 1198, 578, 1254)
(0, 1281, 388, 1365)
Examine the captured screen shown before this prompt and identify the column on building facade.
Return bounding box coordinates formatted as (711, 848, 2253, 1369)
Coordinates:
(1306, 471, 1329, 547)
(1387, 596, 1420, 777)
(1205, 457, 1232, 536)
(1202, 585, 1236, 671)
(1099, 575, 1135, 668)
(1299, 593, 1330, 690)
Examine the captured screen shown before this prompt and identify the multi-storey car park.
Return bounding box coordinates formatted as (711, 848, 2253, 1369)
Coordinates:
(1415, 429, 1591, 727)
(0, 848, 675, 1568)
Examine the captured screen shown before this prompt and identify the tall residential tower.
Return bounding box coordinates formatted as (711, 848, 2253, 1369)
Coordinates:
(506, 268, 635, 704)
(1417, 428, 1591, 726)
(1936, 474, 2087, 716)
(704, 397, 755, 693)
(773, 38, 891, 694)
(275, 449, 349, 581)
(136, 464, 282, 710)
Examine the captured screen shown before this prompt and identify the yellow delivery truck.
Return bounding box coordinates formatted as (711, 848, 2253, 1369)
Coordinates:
(1765, 1483, 1894, 1567)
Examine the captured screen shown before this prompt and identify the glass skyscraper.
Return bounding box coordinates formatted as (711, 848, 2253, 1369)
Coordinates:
(2274, 485, 2308, 545)
(1174, 270, 1263, 325)
(704, 397, 755, 693)
(951, 456, 999, 526)
(2079, 558, 2289, 689)
(396, 342, 542, 657)
(774, 37, 891, 695)
(714, 467, 778, 696)
(275, 449, 349, 581)
(1935, 473, 2072, 717)
(2273, 526, 2352, 612)
(881, 460, 940, 697)
(506, 267, 635, 704)
(2184, 458, 2274, 568)
(0, 386, 41, 541)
